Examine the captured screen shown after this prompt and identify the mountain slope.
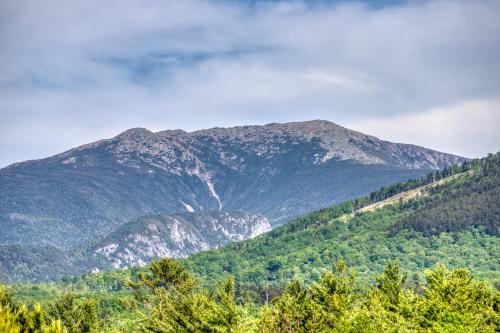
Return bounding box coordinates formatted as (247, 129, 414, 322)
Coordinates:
(183, 153, 499, 287)
(0, 210, 270, 283)
(0, 120, 464, 251)
(6, 153, 496, 312)
(86, 210, 271, 269)
(0, 245, 78, 283)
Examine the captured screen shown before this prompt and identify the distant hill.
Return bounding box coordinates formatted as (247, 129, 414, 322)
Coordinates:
(82, 210, 271, 269)
(0, 120, 464, 254)
(0, 210, 270, 283)
(0, 244, 75, 283)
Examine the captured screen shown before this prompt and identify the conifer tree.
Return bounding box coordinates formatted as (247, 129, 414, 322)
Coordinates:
(48, 293, 98, 333)
(0, 285, 67, 333)
(419, 264, 499, 332)
(375, 261, 407, 312)
(139, 258, 241, 332)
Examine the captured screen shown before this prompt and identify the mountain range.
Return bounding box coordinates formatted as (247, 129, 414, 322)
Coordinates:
(0, 120, 466, 281)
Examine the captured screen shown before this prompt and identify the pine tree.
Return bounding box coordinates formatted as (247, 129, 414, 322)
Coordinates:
(258, 260, 355, 332)
(48, 293, 98, 333)
(0, 286, 67, 333)
(375, 261, 407, 312)
(309, 259, 355, 328)
(140, 259, 241, 332)
(419, 264, 499, 332)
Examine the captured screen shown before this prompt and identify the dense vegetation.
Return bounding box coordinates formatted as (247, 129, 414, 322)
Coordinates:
(2, 153, 498, 331)
(2, 259, 499, 332)
(393, 157, 499, 236)
(0, 245, 78, 283)
(183, 153, 499, 290)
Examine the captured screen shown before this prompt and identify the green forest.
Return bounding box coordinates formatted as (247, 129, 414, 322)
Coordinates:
(2, 153, 499, 332)
(2, 259, 499, 332)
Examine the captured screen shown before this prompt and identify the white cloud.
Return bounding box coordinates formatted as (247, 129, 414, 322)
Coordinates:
(348, 98, 500, 158)
(0, 0, 499, 166)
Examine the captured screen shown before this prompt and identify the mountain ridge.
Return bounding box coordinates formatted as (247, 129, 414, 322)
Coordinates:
(0, 120, 465, 255)
(86, 210, 271, 270)
(4, 120, 463, 170)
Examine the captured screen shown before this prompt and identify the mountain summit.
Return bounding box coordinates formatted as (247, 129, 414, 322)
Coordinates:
(0, 120, 464, 252)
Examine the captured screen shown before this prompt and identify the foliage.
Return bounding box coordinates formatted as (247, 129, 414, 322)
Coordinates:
(130, 258, 241, 332)
(0, 286, 67, 333)
(183, 153, 499, 292)
(393, 153, 499, 236)
(375, 261, 407, 312)
(47, 293, 98, 333)
(258, 262, 499, 333)
(5, 261, 498, 332)
(258, 260, 355, 332)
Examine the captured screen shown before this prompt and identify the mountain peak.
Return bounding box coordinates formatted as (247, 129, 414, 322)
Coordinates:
(156, 129, 188, 137)
(115, 128, 155, 140)
(268, 119, 341, 128)
(0, 119, 466, 262)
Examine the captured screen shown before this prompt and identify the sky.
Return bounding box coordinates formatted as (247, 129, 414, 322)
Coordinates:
(1, 0, 500, 167)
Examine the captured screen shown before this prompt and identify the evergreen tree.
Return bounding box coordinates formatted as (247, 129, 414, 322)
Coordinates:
(139, 258, 241, 332)
(309, 259, 355, 327)
(48, 293, 98, 333)
(375, 261, 407, 312)
(258, 260, 355, 332)
(419, 264, 499, 332)
(0, 285, 67, 333)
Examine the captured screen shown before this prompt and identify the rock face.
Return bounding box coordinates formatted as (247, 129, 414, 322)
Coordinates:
(88, 211, 271, 269)
(0, 120, 465, 251)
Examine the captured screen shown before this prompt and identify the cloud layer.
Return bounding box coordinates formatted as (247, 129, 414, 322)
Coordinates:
(1, 0, 500, 166)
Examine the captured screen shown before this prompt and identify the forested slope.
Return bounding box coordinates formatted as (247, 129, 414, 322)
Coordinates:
(3, 153, 498, 332)
(184, 153, 499, 288)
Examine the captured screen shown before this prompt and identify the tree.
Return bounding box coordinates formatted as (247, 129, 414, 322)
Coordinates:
(258, 280, 321, 333)
(258, 260, 355, 332)
(48, 293, 98, 333)
(309, 259, 355, 327)
(0, 285, 67, 333)
(135, 257, 197, 294)
(138, 258, 241, 332)
(419, 264, 499, 332)
(375, 261, 407, 312)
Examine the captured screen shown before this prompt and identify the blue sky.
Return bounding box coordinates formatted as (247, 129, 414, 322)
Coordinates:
(1, 0, 499, 167)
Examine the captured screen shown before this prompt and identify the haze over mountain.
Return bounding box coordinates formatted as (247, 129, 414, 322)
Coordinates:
(0, 120, 464, 268)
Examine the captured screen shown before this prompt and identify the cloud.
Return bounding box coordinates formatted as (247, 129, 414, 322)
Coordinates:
(0, 0, 499, 166)
(347, 98, 500, 158)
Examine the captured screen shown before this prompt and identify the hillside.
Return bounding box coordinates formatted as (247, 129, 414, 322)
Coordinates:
(183, 153, 499, 288)
(0, 120, 464, 253)
(84, 210, 271, 269)
(4, 153, 498, 332)
(0, 210, 271, 283)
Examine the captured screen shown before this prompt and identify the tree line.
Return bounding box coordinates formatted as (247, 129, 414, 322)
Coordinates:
(2, 258, 498, 332)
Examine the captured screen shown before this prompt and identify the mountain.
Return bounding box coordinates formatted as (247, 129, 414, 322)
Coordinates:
(0, 244, 76, 283)
(0, 120, 464, 254)
(183, 153, 499, 287)
(5, 154, 499, 333)
(86, 210, 271, 269)
(0, 210, 270, 283)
